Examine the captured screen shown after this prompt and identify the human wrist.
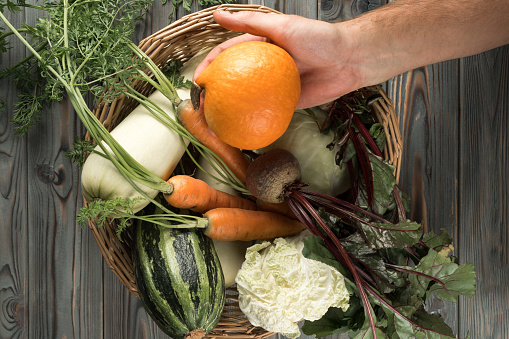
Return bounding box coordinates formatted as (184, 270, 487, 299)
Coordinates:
(336, 15, 414, 89)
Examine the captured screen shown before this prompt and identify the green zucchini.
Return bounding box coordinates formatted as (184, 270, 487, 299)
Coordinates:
(132, 200, 226, 339)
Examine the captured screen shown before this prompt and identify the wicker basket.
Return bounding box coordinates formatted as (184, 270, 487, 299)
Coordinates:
(85, 4, 403, 338)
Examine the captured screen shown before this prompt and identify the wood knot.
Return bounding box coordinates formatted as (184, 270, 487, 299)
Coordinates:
(3, 293, 26, 329)
(13, 302, 26, 327)
(36, 164, 64, 185)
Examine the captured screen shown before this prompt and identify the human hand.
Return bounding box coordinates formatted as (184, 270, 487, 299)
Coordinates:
(194, 1, 509, 110)
(193, 10, 367, 110)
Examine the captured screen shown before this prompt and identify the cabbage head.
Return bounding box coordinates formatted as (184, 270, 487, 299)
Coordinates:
(235, 230, 350, 339)
(262, 108, 350, 196)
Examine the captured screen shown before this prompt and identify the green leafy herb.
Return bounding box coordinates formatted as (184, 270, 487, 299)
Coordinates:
(0, 27, 53, 135)
(78, 195, 207, 240)
(77, 197, 141, 235)
(66, 135, 95, 167)
(1, 26, 9, 53)
(162, 59, 192, 89)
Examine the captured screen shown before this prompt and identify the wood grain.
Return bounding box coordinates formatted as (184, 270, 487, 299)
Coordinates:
(458, 46, 509, 339)
(387, 59, 461, 333)
(1, 7, 32, 339)
(319, 0, 387, 22)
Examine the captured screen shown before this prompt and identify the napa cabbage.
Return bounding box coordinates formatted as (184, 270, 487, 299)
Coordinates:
(235, 230, 350, 339)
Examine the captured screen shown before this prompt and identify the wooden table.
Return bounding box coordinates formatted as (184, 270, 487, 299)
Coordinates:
(1, 1, 508, 338)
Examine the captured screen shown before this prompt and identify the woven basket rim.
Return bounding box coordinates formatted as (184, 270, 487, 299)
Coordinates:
(85, 4, 403, 339)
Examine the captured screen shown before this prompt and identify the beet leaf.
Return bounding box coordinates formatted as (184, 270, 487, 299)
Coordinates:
(406, 248, 476, 301)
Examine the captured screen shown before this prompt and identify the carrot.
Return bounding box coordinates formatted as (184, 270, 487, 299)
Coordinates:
(177, 99, 250, 185)
(256, 199, 298, 220)
(203, 208, 306, 241)
(164, 175, 256, 213)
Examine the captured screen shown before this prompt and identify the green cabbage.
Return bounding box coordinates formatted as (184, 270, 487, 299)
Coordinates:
(262, 108, 350, 196)
(235, 230, 350, 339)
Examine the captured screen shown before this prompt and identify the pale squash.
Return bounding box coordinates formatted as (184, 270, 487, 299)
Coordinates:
(81, 51, 207, 212)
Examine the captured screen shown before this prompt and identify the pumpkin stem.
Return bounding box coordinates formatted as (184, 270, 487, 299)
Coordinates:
(191, 83, 203, 111)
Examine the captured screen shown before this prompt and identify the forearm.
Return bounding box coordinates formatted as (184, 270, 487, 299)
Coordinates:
(343, 0, 509, 86)
(200, 3, 508, 108)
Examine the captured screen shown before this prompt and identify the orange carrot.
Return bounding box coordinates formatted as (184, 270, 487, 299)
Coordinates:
(203, 208, 306, 241)
(256, 199, 298, 220)
(177, 99, 250, 185)
(164, 175, 256, 213)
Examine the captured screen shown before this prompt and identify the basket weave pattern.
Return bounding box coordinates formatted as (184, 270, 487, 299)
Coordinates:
(85, 4, 402, 338)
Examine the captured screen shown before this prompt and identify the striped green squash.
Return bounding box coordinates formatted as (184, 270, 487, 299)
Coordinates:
(132, 201, 226, 339)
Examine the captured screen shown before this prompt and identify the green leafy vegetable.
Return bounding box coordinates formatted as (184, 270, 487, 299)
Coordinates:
(162, 59, 192, 89)
(379, 302, 456, 338)
(300, 215, 475, 338)
(66, 135, 95, 167)
(356, 152, 397, 216)
(301, 302, 363, 337)
(407, 247, 476, 302)
(359, 219, 422, 250)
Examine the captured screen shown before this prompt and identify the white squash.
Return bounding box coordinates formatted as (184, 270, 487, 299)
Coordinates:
(81, 51, 209, 212)
(194, 155, 239, 196)
(195, 155, 252, 288)
(213, 239, 253, 288)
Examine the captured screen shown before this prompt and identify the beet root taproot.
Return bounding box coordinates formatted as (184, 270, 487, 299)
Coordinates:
(246, 148, 301, 203)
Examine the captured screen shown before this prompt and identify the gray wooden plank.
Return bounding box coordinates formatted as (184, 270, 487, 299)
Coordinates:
(0, 18, 29, 337)
(386, 60, 461, 334)
(25, 96, 92, 338)
(458, 46, 509, 339)
(2, 3, 106, 339)
(283, 0, 318, 17)
(319, 0, 387, 22)
(254, 0, 316, 17)
(73, 227, 105, 339)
